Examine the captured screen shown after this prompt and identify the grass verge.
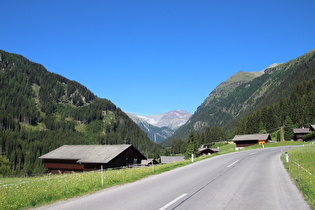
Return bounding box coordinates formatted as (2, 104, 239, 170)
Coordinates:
(282, 144, 315, 209)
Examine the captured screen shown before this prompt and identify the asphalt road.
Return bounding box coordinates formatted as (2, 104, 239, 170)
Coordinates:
(38, 146, 310, 210)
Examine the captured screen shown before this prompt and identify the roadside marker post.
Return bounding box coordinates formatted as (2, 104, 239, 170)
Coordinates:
(285, 152, 289, 163)
(101, 165, 104, 186)
(285, 152, 290, 169)
(297, 159, 301, 182)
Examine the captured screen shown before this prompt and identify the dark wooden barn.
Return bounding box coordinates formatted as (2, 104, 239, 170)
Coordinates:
(39, 144, 146, 173)
(293, 128, 310, 141)
(232, 134, 271, 149)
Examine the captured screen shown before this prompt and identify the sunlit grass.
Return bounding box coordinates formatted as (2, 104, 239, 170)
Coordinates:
(282, 145, 315, 209)
(216, 143, 236, 154)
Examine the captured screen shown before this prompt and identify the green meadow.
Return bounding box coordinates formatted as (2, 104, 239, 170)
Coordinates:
(282, 144, 315, 209)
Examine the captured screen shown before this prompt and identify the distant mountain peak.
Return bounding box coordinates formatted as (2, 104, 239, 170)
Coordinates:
(126, 110, 192, 143)
(138, 110, 192, 130)
(262, 63, 282, 73)
(266, 63, 282, 69)
(202, 70, 262, 107)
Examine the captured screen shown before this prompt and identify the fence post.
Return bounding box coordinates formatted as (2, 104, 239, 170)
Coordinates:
(101, 165, 104, 186)
(297, 159, 300, 182)
(285, 152, 290, 169)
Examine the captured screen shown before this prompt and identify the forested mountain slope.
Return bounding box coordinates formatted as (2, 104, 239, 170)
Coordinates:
(0, 50, 164, 175)
(165, 49, 315, 145)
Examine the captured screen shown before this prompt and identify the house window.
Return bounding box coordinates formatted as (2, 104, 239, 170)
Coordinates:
(133, 159, 138, 164)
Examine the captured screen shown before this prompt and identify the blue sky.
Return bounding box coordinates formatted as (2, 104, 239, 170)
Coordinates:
(1, 0, 314, 115)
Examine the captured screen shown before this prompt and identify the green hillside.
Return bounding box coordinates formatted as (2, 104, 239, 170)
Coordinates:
(0, 50, 164, 176)
(165, 49, 315, 146)
(202, 70, 263, 107)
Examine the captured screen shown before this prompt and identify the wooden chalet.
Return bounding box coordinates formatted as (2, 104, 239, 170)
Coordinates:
(160, 156, 184, 164)
(310, 125, 315, 132)
(293, 128, 310, 141)
(198, 147, 219, 155)
(39, 144, 146, 174)
(232, 134, 271, 149)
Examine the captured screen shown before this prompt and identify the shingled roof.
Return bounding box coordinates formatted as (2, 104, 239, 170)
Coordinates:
(39, 145, 134, 163)
(293, 128, 310, 134)
(232, 134, 271, 141)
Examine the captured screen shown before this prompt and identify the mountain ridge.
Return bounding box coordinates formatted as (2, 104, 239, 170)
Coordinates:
(165, 49, 315, 145)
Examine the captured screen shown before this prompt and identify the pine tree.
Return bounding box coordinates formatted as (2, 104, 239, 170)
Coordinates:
(0, 155, 11, 176)
(185, 130, 196, 159)
(284, 117, 294, 141)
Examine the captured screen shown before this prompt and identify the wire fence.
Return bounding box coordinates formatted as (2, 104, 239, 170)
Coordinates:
(283, 152, 315, 182)
(294, 160, 315, 177)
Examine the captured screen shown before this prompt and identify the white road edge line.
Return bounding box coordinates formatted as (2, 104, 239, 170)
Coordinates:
(227, 160, 239, 168)
(159, 193, 187, 210)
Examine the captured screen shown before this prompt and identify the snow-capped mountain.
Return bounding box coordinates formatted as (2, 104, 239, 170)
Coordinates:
(126, 110, 192, 143)
(138, 110, 192, 130)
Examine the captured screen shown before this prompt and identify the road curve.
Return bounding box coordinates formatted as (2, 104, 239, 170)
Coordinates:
(38, 146, 310, 210)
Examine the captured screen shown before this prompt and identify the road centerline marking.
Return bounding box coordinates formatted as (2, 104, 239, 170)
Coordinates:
(159, 193, 187, 210)
(227, 160, 239, 168)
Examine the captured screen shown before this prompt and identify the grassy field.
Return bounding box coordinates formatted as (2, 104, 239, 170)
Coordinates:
(0, 153, 217, 210)
(0, 141, 312, 210)
(282, 144, 315, 209)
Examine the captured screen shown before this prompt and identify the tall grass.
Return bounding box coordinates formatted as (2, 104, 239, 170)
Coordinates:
(216, 143, 236, 154)
(282, 144, 315, 209)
